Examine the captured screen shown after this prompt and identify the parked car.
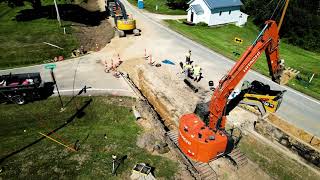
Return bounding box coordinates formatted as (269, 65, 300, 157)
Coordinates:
(0, 72, 54, 105)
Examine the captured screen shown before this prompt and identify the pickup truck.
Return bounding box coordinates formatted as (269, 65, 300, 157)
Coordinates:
(0, 72, 54, 105)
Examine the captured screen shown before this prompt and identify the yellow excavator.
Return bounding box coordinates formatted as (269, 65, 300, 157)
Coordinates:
(106, 0, 140, 37)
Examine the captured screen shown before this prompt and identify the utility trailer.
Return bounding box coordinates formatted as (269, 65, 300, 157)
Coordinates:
(0, 72, 54, 105)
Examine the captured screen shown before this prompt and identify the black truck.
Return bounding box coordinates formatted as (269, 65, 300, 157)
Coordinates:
(0, 72, 54, 105)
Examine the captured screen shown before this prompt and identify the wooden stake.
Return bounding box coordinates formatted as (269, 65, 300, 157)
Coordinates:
(309, 73, 315, 83)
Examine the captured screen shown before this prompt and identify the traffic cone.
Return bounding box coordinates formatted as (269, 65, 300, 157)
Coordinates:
(111, 58, 114, 68)
(117, 53, 121, 62)
(149, 54, 152, 65)
(95, 44, 100, 52)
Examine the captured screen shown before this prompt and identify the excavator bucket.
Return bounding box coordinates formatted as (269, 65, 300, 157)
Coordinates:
(279, 66, 300, 85)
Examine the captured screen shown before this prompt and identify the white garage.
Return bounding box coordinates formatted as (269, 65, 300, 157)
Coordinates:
(187, 0, 248, 26)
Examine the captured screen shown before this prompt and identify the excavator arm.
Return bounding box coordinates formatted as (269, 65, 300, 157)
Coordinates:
(209, 20, 284, 130)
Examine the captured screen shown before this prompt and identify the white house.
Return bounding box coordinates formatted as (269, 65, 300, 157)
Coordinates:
(187, 0, 248, 26)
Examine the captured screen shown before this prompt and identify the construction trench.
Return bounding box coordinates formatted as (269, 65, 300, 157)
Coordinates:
(117, 58, 320, 179)
(96, 1, 320, 178)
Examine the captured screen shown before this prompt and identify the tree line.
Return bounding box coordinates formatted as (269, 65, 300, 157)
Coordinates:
(242, 0, 320, 53)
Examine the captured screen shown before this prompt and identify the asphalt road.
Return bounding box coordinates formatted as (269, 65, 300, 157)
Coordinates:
(0, 54, 135, 97)
(121, 0, 320, 136)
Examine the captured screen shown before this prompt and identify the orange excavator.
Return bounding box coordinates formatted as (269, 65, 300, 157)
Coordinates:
(178, 19, 287, 162)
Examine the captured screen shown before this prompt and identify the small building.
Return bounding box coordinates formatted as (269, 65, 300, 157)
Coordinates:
(187, 0, 248, 26)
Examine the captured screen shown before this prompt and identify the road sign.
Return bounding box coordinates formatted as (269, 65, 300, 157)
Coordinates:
(234, 37, 243, 44)
(44, 64, 56, 69)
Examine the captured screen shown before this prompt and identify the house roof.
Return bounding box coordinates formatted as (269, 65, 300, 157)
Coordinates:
(188, 4, 204, 14)
(189, 0, 243, 9)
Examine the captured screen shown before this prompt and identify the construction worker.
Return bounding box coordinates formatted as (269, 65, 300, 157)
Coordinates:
(185, 50, 192, 65)
(193, 65, 202, 82)
(183, 63, 193, 78)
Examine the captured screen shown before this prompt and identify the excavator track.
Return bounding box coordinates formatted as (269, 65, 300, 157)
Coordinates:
(166, 131, 218, 180)
(226, 148, 248, 168)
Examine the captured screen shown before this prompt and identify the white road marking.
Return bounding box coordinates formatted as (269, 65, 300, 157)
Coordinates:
(56, 88, 133, 93)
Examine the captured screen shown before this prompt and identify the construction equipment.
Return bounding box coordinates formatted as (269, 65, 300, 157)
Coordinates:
(226, 80, 286, 117)
(178, 19, 287, 163)
(106, 0, 140, 37)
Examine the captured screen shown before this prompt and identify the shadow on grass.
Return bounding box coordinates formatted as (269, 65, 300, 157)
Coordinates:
(0, 98, 93, 164)
(15, 4, 107, 26)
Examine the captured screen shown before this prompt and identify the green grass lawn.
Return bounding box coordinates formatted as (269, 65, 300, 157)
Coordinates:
(165, 19, 320, 100)
(0, 2, 78, 69)
(127, 0, 186, 15)
(0, 96, 177, 179)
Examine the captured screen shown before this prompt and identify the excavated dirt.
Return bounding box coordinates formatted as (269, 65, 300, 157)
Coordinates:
(73, 0, 114, 51)
(267, 113, 320, 150)
(74, 20, 114, 52)
(119, 58, 203, 130)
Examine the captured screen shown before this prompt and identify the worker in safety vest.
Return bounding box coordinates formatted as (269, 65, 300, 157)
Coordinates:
(193, 65, 202, 82)
(183, 63, 193, 78)
(185, 50, 192, 65)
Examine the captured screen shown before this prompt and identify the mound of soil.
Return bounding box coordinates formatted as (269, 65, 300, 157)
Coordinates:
(74, 20, 114, 51)
(74, 0, 114, 51)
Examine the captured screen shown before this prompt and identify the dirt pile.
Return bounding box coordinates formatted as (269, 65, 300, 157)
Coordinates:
(74, 20, 114, 52)
(79, 0, 102, 12)
(120, 58, 203, 129)
(70, 0, 114, 52)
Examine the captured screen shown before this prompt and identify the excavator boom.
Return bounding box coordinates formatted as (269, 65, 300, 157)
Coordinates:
(209, 20, 284, 130)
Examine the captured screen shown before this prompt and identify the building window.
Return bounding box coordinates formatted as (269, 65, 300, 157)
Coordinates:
(229, 10, 231, 14)
(219, 11, 222, 16)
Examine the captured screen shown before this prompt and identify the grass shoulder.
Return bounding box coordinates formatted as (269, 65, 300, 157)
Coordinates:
(127, 0, 186, 15)
(164, 19, 320, 100)
(0, 2, 78, 69)
(0, 96, 177, 179)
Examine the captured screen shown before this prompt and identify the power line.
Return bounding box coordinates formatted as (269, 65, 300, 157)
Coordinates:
(270, 0, 286, 20)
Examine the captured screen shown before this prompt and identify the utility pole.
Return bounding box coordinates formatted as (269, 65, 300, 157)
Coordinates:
(50, 68, 64, 108)
(54, 0, 62, 26)
(278, 0, 290, 32)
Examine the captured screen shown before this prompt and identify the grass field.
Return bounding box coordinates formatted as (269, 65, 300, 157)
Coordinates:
(127, 0, 186, 15)
(0, 96, 177, 179)
(165, 19, 320, 100)
(0, 2, 78, 69)
(239, 134, 319, 180)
